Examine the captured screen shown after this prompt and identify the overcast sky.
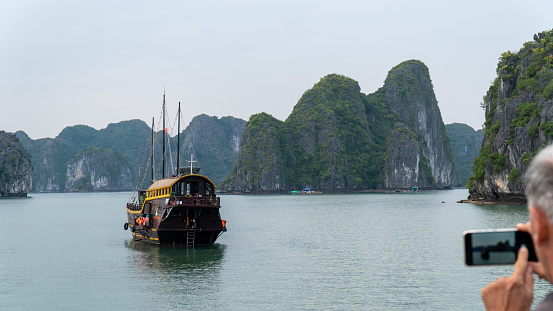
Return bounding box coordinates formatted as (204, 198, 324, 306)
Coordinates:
(1, 0, 551, 139)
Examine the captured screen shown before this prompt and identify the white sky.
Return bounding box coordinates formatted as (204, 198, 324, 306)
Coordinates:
(1, 0, 552, 139)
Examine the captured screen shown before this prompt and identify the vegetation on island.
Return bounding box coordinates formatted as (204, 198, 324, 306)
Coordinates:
(445, 123, 483, 186)
(222, 60, 458, 192)
(0, 131, 32, 196)
(468, 29, 553, 201)
(16, 115, 246, 192)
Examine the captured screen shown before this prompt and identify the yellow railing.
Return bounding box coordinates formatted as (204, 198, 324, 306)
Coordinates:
(146, 186, 172, 200)
(126, 186, 172, 214)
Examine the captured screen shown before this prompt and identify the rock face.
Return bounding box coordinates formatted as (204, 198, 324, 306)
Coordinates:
(16, 121, 149, 192)
(445, 123, 483, 186)
(65, 148, 134, 191)
(383, 123, 423, 188)
(382, 61, 457, 188)
(16, 116, 246, 192)
(179, 114, 246, 186)
(468, 29, 553, 202)
(221, 60, 458, 192)
(223, 113, 289, 192)
(0, 131, 32, 197)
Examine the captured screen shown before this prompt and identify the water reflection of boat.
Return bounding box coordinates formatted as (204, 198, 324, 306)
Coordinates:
(126, 241, 226, 274)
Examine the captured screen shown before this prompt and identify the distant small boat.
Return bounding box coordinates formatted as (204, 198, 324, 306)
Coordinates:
(298, 188, 321, 194)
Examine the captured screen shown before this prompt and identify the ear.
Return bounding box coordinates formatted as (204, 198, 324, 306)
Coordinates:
(530, 207, 551, 245)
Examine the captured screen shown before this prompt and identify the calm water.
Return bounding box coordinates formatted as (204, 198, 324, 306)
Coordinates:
(1, 189, 551, 310)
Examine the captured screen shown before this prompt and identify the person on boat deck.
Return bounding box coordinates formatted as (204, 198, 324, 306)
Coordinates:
(481, 144, 553, 310)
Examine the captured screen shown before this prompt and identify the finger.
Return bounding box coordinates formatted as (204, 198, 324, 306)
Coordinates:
(525, 265, 535, 292)
(513, 246, 529, 279)
(517, 222, 531, 232)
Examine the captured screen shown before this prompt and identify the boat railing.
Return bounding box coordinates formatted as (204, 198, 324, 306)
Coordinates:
(126, 203, 142, 211)
(172, 196, 221, 207)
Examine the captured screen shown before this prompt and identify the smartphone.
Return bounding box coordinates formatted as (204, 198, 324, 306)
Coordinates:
(464, 229, 537, 266)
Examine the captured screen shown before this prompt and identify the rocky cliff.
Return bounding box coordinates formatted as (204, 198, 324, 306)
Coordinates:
(223, 112, 290, 191)
(383, 123, 424, 188)
(178, 114, 246, 185)
(222, 60, 458, 192)
(16, 115, 245, 192)
(445, 123, 483, 186)
(382, 61, 458, 188)
(468, 29, 553, 202)
(0, 131, 32, 197)
(65, 147, 134, 191)
(16, 120, 149, 192)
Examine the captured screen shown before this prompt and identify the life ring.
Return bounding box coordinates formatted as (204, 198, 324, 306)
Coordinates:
(124, 223, 129, 230)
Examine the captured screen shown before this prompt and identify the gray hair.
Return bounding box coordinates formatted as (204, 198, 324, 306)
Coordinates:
(525, 144, 553, 223)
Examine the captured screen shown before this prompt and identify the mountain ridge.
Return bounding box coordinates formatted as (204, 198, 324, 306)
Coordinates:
(222, 60, 458, 192)
(16, 115, 246, 192)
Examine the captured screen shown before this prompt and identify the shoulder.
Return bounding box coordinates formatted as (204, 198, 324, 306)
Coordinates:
(534, 291, 553, 311)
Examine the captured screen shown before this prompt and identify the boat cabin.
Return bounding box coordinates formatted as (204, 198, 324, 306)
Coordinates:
(126, 172, 224, 244)
(173, 176, 215, 197)
(140, 174, 218, 203)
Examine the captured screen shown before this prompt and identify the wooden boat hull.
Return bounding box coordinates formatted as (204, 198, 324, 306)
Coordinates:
(129, 226, 225, 245)
(125, 174, 226, 246)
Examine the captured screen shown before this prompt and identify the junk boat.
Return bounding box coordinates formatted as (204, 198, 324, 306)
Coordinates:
(124, 96, 226, 245)
(125, 166, 226, 245)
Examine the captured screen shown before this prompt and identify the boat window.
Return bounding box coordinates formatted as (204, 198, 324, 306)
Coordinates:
(206, 183, 213, 195)
(198, 182, 204, 196)
(190, 182, 199, 196)
(186, 182, 191, 196)
(175, 182, 183, 196)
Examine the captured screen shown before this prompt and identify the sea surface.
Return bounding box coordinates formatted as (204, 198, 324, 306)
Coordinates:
(1, 189, 551, 310)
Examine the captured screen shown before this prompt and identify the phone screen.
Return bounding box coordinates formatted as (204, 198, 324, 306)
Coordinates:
(464, 229, 537, 265)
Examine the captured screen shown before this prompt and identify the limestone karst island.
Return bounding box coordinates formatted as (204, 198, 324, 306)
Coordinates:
(3, 29, 552, 203)
(0, 131, 32, 197)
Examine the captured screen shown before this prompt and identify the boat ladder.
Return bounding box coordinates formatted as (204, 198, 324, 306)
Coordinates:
(187, 230, 195, 247)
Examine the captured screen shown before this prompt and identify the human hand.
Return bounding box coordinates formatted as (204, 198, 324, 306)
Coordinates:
(517, 222, 546, 279)
(481, 246, 534, 311)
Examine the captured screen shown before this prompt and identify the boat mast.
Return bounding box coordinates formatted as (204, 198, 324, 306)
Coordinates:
(177, 101, 181, 174)
(151, 117, 154, 184)
(162, 92, 166, 179)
